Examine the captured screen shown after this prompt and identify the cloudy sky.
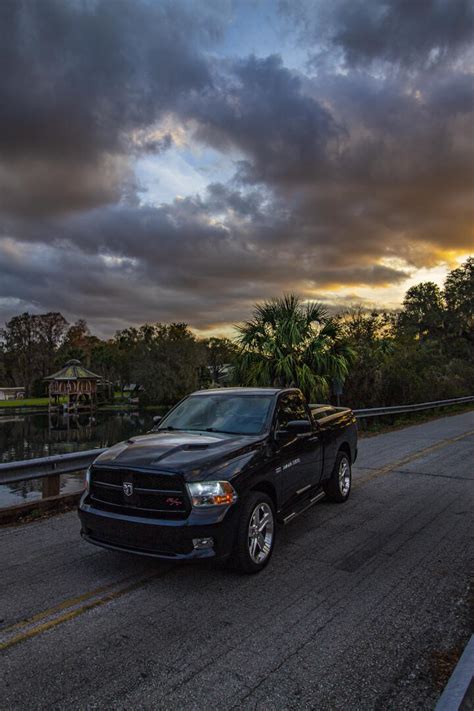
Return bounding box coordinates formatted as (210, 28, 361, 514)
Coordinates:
(0, 0, 472, 336)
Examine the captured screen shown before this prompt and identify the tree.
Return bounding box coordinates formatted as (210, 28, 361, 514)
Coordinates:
(131, 323, 205, 404)
(336, 308, 395, 408)
(58, 319, 101, 367)
(111, 326, 142, 393)
(0, 312, 68, 395)
(234, 294, 354, 401)
(35, 313, 68, 380)
(399, 282, 445, 339)
(0, 340, 13, 387)
(202, 337, 238, 385)
(444, 257, 474, 341)
(0, 313, 37, 394)
(90, 340, 118, 385)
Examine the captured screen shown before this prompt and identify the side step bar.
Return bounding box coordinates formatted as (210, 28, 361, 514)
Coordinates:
(282, 490, 326, 525)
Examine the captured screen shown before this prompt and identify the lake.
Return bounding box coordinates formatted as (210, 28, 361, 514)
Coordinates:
(0, 409, 159, 508)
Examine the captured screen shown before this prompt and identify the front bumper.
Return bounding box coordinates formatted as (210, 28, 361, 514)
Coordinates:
(78, 496, 240, 561)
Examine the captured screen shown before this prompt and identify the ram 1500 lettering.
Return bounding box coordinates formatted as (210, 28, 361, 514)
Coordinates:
(79, 387, 357, 573)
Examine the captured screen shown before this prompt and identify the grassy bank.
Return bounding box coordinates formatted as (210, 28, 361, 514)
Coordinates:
(0, 397, 51, 408)
(0, 397, 166, 412)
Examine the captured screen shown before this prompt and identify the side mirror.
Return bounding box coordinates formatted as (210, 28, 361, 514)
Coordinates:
(275, 419, 312, 440)
(286, 419, 312, 434)
(153, 415, 162, 425)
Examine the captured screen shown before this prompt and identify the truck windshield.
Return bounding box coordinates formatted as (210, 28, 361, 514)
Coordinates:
(158, 394, 274, 435)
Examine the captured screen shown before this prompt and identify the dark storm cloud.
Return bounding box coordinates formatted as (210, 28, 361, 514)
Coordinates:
(0, 185, 410, 331)
(0, 0, 224, 215)
(0, 154, 135, 217)
(0, 0, 472, 333)
(287, 67, 474, 266)
(282, 0, 474, 68)
(1, 185, 412, 289)
(205, 183, 266, 217)
(188, 54, 341, 184)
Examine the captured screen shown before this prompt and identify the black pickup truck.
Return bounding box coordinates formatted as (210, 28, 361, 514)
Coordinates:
(79, 388, 357, 573)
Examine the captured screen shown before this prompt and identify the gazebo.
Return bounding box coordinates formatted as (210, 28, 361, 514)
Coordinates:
(45, 359, 102, 412)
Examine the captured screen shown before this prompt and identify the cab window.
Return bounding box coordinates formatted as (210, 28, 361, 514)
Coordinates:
(275, 392, 308, 430)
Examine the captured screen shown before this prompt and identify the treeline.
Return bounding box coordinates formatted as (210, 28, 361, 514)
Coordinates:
(0, 258, 472, 407)
(339, 258, 473, 407)
(0, 316, 237, 403)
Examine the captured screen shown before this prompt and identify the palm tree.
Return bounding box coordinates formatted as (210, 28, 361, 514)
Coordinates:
(234, 294, 354, 402)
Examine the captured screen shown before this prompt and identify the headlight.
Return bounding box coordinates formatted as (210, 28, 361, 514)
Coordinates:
(85, 466, 91, 493)
(187, 481, 237, 507)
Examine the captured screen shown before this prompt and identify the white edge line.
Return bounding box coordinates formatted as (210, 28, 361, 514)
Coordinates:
(435, 635, 474, 711)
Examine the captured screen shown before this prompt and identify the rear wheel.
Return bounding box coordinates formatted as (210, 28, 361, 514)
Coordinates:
(228, 492, 276, 574)
(324, 450, 351, 502)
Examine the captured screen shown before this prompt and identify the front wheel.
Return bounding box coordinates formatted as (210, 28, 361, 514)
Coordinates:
(324, 450, 352, 502)
(228, 492, 276, 574)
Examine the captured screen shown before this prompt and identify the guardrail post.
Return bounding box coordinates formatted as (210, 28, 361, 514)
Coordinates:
(43, 476, 60, 498)
(42, 465, 60, 499)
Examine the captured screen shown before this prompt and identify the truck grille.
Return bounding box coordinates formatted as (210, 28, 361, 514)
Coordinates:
(89, 466, 190, 519)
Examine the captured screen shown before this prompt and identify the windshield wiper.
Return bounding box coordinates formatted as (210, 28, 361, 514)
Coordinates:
(204, 427, 240, 435)
(159, 426, 206, 433)
(158, 426, 242, 435)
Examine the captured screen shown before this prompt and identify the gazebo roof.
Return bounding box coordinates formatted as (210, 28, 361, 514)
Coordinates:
(44, 359, 102, 381)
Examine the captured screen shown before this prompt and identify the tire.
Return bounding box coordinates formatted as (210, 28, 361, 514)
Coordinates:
(324, 450, 352, 502)
(228, 492, 276, 574)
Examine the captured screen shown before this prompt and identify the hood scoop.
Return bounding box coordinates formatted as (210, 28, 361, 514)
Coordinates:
(148, 438, 233, 466)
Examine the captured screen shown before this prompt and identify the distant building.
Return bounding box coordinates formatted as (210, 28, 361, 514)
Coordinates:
(0, 387, 26, 401)
(44, 359, 102, 412)
(122, 384, 143, 393)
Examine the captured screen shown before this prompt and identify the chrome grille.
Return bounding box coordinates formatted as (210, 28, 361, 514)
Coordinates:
(89, 466, 190, 518)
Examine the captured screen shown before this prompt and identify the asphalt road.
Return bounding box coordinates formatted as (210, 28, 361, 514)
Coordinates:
(1, 412, 473, 710)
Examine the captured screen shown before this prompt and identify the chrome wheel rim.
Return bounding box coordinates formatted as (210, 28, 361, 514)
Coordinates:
(339, 456, 351, 496)
(248, 502, 274, 564)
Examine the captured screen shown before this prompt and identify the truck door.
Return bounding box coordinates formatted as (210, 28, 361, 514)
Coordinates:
(273, 392, 323, 507)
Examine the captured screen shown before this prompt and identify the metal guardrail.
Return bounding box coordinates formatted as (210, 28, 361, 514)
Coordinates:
(0, 395, 472, 494)
(0, 449, 107, 486)
(352, 395, 474, 418)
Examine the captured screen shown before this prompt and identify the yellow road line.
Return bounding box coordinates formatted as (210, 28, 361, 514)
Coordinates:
(0, 568, 170, 652)
(2, 577, 135, 634)
(354, 429, 474, 487)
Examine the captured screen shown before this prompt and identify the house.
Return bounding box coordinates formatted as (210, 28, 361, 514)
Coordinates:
(0, 387, 26, 401)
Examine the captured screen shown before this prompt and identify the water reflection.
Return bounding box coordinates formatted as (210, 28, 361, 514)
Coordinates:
(0, 409, 158, 506)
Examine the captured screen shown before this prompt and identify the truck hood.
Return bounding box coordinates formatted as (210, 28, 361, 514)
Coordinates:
(93, 429, 263, 480)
